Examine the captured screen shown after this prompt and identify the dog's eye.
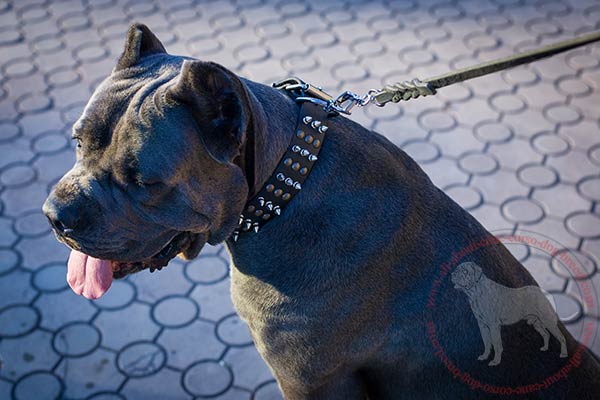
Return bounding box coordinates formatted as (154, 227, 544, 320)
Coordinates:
(72, 136, 82, 149)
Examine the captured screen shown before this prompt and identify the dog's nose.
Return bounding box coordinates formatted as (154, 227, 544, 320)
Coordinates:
(42, 196, 80, 235)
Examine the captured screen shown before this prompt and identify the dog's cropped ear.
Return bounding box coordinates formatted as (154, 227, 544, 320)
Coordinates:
(115, 23, 166, 71)
(166, 60, 249, 164)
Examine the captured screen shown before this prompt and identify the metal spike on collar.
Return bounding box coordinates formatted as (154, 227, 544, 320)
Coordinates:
(253, 222, 260, 233)
(303, 116, 313, 124)
(232, 230, 239, 242)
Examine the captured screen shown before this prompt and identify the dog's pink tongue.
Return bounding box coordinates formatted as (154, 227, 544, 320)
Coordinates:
(67, 250, 113, 299)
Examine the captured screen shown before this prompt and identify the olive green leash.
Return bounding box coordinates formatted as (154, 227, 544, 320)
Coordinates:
(273, 30, 600, 115)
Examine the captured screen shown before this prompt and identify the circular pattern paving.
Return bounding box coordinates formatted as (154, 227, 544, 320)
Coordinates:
(589, 144, 600, 166)
(256, 20, 290, 39)
(551, 293, 582, 323)
(46, 67, 81, 88)
(117, 341, 166, 377)
(33, 131, 69, 154)
(502, 68, 539, 86)
(152, 295, 198, 328)
(14, 372, 63, 400)
(458, 152, 499, 175)
(74, 43, 109, 63)
(331, 61, 368, 82)
(19, 4, 51, 24)
(0, 304, 39, 337)
(0, 121, 21, 142)
(402, 140, 440, 163)
(211, 12, 244, 31)
(501, 197, 545, 224)
(58, 12, 91, 32)
(531, 132, 570, 156)
(33, 263, 69, 292)
(415, 23, 450, 42)
(183, 360, 233, 397)
(254, 380, 282, 400)
(303, 29, 338, 48)
(465, 31, 500, 51)
(216, 314, 253, 346)
(53, 322, 101, 357)
(30, 34, 65, 54)
(16, 92, 52, 114)
(93, 280, 136, 310)
(0, 26, 23, 46)
(0, 163, 36, 187)
(474, 121, 513, 144)
(565, 212, 600, 238)
(0, 249, 19, 275)
(489, 92, 526, 114)
(577, 176, 600, 201)
(445, 185, 483, 210)
(418, 109, 456, 132)
(234, 43, 269, 64)
(2, 57, 37, 79)
(15, 210, 50, 236)
(350, 37, 385, 58)
(551, 249, 597, 280)
(556, 75, 592, 97)
(186, 255, 229, 284)
(400, 47, 435, 66)
(544, 103, 582, 125)
(517, 164, 558, 188)
(187, 34, 222, 56)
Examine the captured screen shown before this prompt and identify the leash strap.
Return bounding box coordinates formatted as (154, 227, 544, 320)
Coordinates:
(275, 31, 600, 113)
(374, 30, 600, 105)
(231, 101, 330, 241)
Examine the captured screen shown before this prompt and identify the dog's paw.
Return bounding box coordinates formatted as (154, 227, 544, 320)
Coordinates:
(540, 346, 549, 352)
(488, 359, 501, 366)
(560, 352, 568, 358)
(477, 354, 489, 361)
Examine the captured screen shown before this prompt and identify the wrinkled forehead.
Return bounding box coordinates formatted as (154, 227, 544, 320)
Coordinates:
(74, 54, 185, 133)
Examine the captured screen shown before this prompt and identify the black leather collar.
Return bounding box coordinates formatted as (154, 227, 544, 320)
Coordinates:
(230, 100, 331, 241)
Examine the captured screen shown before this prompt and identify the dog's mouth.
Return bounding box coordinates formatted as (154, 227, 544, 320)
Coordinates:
(111, 232, 190, 279)
(66, 232, 193, 300)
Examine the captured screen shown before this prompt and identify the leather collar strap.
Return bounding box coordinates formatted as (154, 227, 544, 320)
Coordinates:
(231, 101, 330, 241)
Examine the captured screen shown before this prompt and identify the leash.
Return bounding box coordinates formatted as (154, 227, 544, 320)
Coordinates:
(273, 30, 600, 115)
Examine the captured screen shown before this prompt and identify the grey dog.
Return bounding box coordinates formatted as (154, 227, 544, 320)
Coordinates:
(452, 261, 568, 367)
(43, 24, 600, 399)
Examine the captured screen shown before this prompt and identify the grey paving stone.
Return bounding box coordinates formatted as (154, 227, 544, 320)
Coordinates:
(224, 345, 275, 391)
(120, 367, 192, 400)
(0, 269, 36, 309)
(34, 289, 96, 331)
(55, 348, 125, 399)
(0, 330, 59, 380)
(12, 371, 63, 400)
(189, 278, 236, 322)
(157, 320, 226, 369)
(94, 303, 160, 351)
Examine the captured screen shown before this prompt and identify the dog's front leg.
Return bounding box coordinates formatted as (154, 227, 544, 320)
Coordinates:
(476, 320, 492, 361)
(278, 372, 367, 400)
(488, 325, 504, 366)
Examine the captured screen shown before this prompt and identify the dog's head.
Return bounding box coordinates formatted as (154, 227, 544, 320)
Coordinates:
(451, 262, 483, 291)
(42, 24, 252, 298)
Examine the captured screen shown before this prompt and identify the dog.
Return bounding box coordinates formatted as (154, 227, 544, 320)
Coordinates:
(43, 24, 600, 399)
(452, 262, 568, 367)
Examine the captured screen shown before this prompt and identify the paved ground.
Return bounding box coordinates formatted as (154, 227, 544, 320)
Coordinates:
(0, 0, 599, 399)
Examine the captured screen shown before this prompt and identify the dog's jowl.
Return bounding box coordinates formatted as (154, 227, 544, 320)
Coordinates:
(43, 24, 600, 399)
